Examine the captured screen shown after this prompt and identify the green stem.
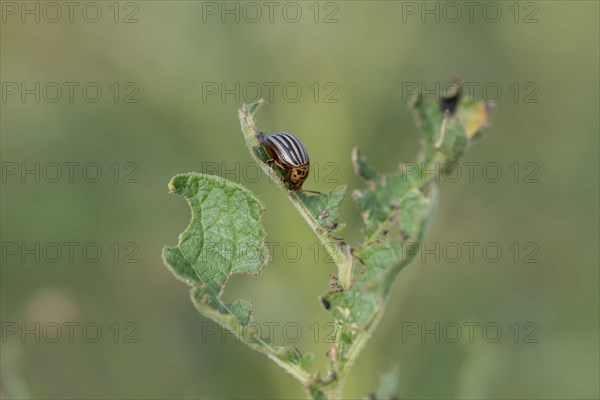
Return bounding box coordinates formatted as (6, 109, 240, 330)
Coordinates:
(193, 293, 312, 386)
(323, 305, 386, 399)
(265, 352, 312, 385)
(338, 308, 385, 383)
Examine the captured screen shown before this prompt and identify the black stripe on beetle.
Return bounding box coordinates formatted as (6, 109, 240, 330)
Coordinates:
(284, 133, 309, 165)
(268, 133, 309, 166)
(269, 135, 301, 165)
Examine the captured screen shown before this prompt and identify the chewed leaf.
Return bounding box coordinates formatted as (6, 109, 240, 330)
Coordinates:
(163, 170, 316, 384)
(410, 92, 445, 144)
(321, 290, 381, 329)
(352, 150, 416, 239)
(228, 299, 253, 326)
(297, 186, 347, 233)
(164, 242, 256, 325)
(397, 188, 437, 242)
(167, 173, 269, 295)
(352, 82, 489, 298)
(354, 187, 438, 293)
(457, 101, 493, 138)
(163, 246, 201, 286)
(191, 284, 237, 318)
(435, 116, 469, 162)
(277, 346, 316, 370)
(411, 87, 492, 149)
(352, 147, 379, 186)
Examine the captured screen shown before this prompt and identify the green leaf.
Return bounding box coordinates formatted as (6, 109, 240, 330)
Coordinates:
(410, 92, 446, 144)
(411, 89, 492, 152)
(165, 247, 256, 325)
(351, 87, 490, 299)
(165, 173, 268, 295)
(162, 169, 265, 324)
(351, 185, 438, 294)
(162, 172, 314, 384)
(352, 149, 418, 240)
(163, 245, 201, 286)
(297, 185, 347, 234)
(321, 290, 381, 329)
(353, 188, 437, 296)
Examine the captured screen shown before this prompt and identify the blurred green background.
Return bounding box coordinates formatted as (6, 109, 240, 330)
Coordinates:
(1, 1, 598, 399)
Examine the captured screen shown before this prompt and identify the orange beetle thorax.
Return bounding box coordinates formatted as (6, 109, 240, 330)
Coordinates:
(289, 166, 309, 190)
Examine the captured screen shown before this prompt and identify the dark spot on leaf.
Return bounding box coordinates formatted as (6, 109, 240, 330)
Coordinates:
(327, 221, 338, 230)
(321, 298, 331, 310)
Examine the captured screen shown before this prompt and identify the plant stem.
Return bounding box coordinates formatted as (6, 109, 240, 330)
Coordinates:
(322, 304, 386, 399)
(265, 353, 312, 385)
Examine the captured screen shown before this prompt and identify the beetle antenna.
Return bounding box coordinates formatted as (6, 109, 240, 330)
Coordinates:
(300, 189, 322, 195)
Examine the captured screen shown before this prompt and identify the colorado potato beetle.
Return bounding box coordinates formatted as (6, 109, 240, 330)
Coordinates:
(258, 132, 310, 191)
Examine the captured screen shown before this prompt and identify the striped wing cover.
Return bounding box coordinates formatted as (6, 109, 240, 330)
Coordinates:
(267, 132, 309, 167)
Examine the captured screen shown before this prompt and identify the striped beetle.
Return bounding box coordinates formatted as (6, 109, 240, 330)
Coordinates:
(258, 132, 310, 191)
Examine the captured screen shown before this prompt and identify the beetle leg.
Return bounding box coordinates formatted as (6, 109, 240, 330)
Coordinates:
(300, 189, 322, 195)
(285, 170, 297, 190)
(274, 160, 286, 170)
